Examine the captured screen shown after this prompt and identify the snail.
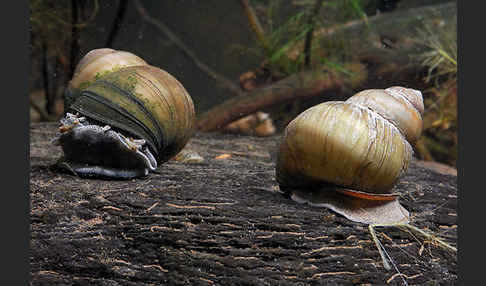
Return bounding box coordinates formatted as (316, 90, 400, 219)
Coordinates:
(275, 86, 424, 224)
(52, 48, 195, 179)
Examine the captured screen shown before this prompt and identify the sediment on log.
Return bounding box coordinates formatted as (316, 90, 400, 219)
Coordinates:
(30, 123, 457, 285)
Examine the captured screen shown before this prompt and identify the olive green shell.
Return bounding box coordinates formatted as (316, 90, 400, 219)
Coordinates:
(66, 65, 195, 163)
(64, 48, 148, 109)
(276, 101, 413, 195)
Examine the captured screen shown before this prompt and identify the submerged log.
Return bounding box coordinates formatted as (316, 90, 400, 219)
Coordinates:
(196, 62, 367, 132)
(30, 122, 457, 285)
(197, 2, 456, 132)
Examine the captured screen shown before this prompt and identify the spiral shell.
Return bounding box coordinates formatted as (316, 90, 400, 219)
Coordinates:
(275, 86, 423, 224)
(53, 48, 195, 179)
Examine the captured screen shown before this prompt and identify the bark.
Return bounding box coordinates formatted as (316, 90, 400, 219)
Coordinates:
(30, 122, 457, 285)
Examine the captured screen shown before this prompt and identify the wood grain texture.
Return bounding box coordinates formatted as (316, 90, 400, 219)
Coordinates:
(30, 123, 457, 285)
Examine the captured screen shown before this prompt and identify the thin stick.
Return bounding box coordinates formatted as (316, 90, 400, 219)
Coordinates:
(369, 224, 391, 270)
(372, 222, 457, 253)
(134, 0, 244, 97)
(369, 219, 457, 281)
(375, 231, 408, 286)
(106, 0, 128, 48)
(303, 0, 324, 67)
(70, 0, 80, 79)
(402, 224, 457, 252)
(240, 0, 270, 54)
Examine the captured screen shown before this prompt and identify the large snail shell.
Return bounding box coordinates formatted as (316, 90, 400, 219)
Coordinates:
(276, 86, 423, 224)
(54, 49, 195, 179)
(68, 65, 195, 162)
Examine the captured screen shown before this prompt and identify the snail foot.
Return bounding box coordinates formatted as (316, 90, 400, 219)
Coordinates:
(55, 159, 150, 179)
(288, 187, 409, 225)
(52, 113, 157, 179)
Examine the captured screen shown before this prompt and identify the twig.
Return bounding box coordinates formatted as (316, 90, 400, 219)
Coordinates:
(41, 40, 55, 116)
(240, 0, 270, 54)
(303, 0, 324, 67)
(69, 0, 80, 79)
(369, 221, 457, 270)
(369, 224, 391, 270)
(401, 223, 457, 253)
(106, 0, 128, 48)
(373, 230, 408, 286)
(133, 0, 244, 97)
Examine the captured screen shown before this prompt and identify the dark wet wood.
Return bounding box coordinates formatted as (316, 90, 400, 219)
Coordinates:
(30, 122, 457, 285)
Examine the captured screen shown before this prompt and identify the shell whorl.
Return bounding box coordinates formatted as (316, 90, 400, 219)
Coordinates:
(346, 86, 423, 143)
(276, 86, 423, 195)
(68, 48, 148, 91)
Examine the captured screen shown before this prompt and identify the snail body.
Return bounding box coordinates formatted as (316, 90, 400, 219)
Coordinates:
(53, 49, 195, 179)
(276, 86, 423, 224)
